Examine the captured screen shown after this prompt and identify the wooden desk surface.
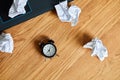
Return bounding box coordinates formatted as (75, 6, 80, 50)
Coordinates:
(0, 0, 120, 80)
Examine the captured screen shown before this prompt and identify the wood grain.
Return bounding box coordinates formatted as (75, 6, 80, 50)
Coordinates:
(0, 0, 120, 80)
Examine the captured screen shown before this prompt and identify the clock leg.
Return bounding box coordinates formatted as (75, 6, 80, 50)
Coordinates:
(56, 54, 59, 57)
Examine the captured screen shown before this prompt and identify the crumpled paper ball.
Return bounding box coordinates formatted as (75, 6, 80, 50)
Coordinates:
(8, 0, 28, 18)
(0, 33, 14, 53)
(55, 0, 81, 26)
(83, 38, 108, 61)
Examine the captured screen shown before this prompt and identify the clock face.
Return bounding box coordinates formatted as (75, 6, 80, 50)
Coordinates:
(42, 43, 56, 58)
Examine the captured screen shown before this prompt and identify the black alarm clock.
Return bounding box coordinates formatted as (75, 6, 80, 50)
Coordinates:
(39, 40, 57, 58)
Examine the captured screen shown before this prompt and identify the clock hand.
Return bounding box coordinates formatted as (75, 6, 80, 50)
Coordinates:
(47, 48, 51, 54)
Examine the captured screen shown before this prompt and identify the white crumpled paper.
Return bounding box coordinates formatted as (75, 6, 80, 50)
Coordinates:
(83, 38, 108, 61)
(8, 0, 28, 18)
(55, 0, 81, 26)
(0, 33, 14, 53)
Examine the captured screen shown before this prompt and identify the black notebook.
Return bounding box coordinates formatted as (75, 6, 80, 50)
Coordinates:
(0, 0, 73, 31)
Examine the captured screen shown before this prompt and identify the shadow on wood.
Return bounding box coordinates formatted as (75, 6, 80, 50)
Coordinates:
(76, 32, 93, 46)
(34, 35, 49, 53)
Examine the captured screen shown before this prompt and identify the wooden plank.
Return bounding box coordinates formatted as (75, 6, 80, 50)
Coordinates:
(0, 0, 120, 80)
